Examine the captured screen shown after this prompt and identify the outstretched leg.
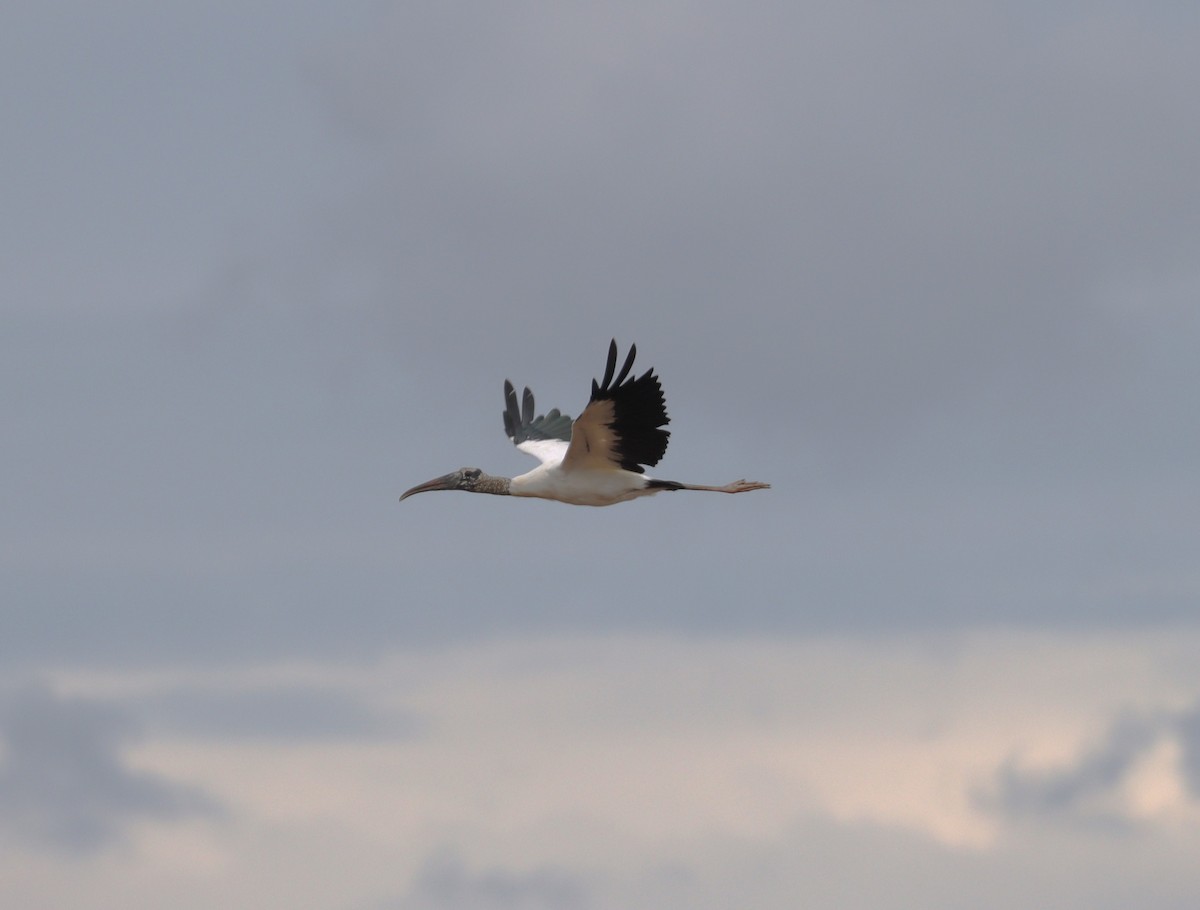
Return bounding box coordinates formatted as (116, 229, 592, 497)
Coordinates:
(647, 479, 770, 494)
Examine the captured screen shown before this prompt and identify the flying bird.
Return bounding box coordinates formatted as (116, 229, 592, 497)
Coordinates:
(400, 340, 770, 507)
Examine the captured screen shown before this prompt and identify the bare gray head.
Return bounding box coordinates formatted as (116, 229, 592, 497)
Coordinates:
(399, 467, 510, 501)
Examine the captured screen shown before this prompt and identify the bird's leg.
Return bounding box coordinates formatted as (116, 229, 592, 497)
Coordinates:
(656, 479, 770, 494)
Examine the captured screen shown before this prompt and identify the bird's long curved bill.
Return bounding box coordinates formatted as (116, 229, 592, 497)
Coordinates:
(399, 473, 458, 501)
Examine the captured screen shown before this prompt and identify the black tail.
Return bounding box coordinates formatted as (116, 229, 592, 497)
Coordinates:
(644, 479, 684, 492)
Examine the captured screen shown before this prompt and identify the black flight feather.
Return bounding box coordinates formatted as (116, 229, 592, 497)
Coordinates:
(587, 339, 670, 472)
(503, 379, 574, 444)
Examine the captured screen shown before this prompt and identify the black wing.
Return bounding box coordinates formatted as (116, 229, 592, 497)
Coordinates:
(564, 339, 670, 474)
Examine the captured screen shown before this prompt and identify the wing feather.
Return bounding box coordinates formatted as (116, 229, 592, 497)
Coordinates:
(613, 343, 636, 386)
(561, 340, 670, 474)
(516, 438, 569, 465)
(503, 341, 669, 473)
(502, 379, 574, 464)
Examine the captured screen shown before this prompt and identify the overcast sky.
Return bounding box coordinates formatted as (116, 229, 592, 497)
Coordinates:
(3, 2, 1199, 907)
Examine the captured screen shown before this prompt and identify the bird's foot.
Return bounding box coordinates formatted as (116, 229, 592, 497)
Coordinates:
(724, 479, 770, 493)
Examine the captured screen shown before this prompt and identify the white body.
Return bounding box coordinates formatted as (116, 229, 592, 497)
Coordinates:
(510, 461, 657, 506)
(508, 438, 657, 506)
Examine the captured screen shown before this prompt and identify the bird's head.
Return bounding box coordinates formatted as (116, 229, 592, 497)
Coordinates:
(399, 467, 485, 501)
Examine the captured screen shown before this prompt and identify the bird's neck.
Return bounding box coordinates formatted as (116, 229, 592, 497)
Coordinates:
(474, 473, 512, 496)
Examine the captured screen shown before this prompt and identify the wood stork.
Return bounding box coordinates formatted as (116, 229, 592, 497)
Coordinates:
(400, 341, 770, 507)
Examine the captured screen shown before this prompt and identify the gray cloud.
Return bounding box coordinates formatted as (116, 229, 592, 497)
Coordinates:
(1173, 701, 1200, 798)
(2, 0, 1198, 669)
(0, 684, 220, 853)
(387, 849, 591, 910)
(133, 683, 421, 742)
(301, 1, 1200, 427)
(379, 812, 1200, 910)
(977, 712, 1170, 830)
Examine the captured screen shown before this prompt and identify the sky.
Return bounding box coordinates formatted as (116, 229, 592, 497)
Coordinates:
(2, 1, 1199, 907)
